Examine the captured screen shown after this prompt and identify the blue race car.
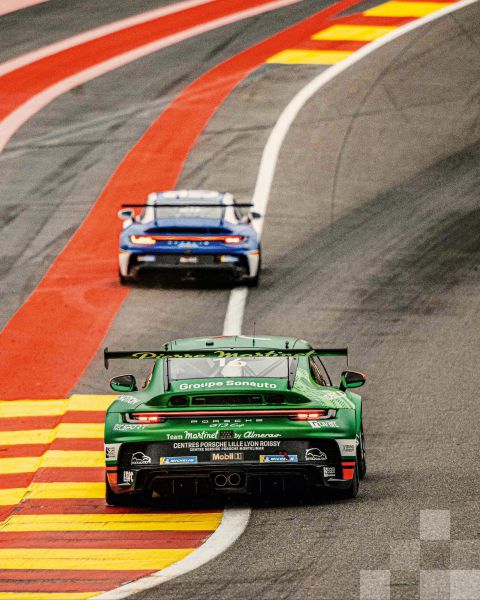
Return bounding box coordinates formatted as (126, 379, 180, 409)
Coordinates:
(117, 190, 261, 285)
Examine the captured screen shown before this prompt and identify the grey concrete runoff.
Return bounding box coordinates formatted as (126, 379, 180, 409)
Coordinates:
(1, 1, 480, 599)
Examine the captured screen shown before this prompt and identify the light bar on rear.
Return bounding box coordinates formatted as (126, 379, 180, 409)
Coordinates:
(125, 409, 336, 423)
(130, 234, 244, 245)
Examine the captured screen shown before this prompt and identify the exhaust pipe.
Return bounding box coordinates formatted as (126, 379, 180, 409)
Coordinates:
(227, 472, 241, 487)
(214, 474, 228, 487)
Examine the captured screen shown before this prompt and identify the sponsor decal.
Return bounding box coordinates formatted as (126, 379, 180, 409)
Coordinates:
(308, 421, 338, 428)
(323, 466, 336, 478)
(337, 439, 358, 457)
(321, 391, 345, 400)
(104, 443, 121, 461)
(131, 452, 151, 465)
(243, 431, 281, 439)
(179, 381, 278, 390)
(185, 430, 219, 440)
(260, 454, 298, 463)
(167, 430, 281, 441)
(173, 440, 281, 451)
(117, 395, 139, 405)
(132, 350, 314, 360)
(113, 424, 146, 431)
(208, 422, 246, 428)
(305, 448, 327, 461)
(160, 456, 198, 465)
(123, 470, 134, 484)
(211, 452, 244, 461)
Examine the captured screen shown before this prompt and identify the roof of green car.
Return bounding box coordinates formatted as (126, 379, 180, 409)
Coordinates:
(164, 335, 312, 351)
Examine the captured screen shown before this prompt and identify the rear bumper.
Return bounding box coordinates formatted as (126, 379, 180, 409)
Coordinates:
(119, 251, 258, 280)
(109, 463, 353, 497)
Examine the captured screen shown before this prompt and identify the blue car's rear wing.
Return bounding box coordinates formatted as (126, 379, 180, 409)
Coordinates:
(121, 203, 254, 208)
(104, 347, 348, 369)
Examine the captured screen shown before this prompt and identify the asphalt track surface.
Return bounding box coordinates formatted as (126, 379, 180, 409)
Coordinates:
(1, 1, 480, 599)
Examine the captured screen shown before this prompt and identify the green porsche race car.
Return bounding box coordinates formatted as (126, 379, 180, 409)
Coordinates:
(103, 335, 366, 504)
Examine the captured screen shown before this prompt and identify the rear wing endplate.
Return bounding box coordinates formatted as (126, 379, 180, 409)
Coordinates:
(104, 347, 348, 369)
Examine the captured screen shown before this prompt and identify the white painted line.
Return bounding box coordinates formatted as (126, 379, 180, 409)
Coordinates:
(223, 287, 249, 335)
(0, 0, 304, 153)
(226, 0, 479, 336)
(0, 0, 216, 76)
(94, 506, 251, 599)
(0, 0, 48, 17)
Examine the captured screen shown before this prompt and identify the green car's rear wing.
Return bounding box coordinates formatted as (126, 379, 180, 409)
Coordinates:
(103, 347, 348, 369)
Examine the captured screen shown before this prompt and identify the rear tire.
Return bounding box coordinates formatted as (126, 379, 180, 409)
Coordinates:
(358, 425, 367, 480)
(245, 272, 260, 287)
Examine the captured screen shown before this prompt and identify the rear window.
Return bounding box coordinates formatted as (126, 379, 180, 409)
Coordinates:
(169, 356, 288, 380)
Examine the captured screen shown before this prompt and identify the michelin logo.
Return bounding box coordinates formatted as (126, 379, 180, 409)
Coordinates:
(260, 455, 298, 463)
(160, 456, 198, 465)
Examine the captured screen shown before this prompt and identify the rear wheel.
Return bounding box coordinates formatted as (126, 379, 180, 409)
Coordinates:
(358, 425, 367, 480)
(119, 270, 130, 286)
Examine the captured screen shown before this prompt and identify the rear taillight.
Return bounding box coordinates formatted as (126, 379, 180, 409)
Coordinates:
(125, 412, 166, 423)
(289, 409, 336, 421)
(130, 235, 156, 246)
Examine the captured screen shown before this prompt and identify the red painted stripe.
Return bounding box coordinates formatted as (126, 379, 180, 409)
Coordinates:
(0, 0, 365, 401)
(0, 530, 210, 549)
(63, 411, 106, 423)
(0, 444, 47, 457)
(296, 39, 366, 51)
(0, 473, 34, 489)
(0, 571, 150, 593)
(0, 0, 281, 122)
(14, 497, 222, 514)
(0, 417, 61, 431)
(50, 438, 103, 451)
(0, 412, 105, 432)
(33, 467, 104, 483)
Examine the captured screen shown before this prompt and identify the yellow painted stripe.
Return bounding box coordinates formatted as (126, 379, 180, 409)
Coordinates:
(0, 548, 193, 570)
(57, 423, 104, 438)
(267, 49, 352, 64)
(0, 395, 114, 419)
(0, 450, 103, 473)
(0, 424, 104, 445)
(0, 400, 67, 418)
(312, 24, 396, 41)
(0, 456, 40, 474)
(364, 1, 452, 17)
(68, 394, 115, 412)
(1, 512, 222, 532)
(0, 488, 24, 506)
(0, 594, 101, 600)
(41, 450, 104, 468)
(0, 482, 105, 505)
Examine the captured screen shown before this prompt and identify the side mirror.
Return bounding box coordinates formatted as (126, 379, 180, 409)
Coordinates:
(249, 211, 262, 219)
(118, 209, 134, 221)
(110, 374, 137, 392)
(340, 370, 366, 391)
